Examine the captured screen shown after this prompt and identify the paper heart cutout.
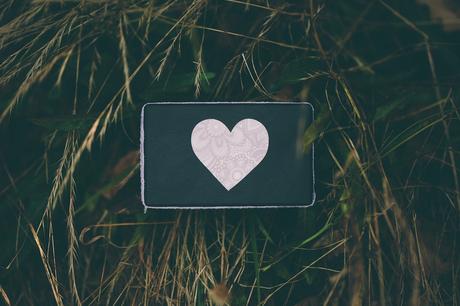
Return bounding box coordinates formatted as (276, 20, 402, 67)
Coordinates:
(191, 119, 269, 190)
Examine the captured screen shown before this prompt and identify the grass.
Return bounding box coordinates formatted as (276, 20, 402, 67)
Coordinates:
(1, 0, 459, 305)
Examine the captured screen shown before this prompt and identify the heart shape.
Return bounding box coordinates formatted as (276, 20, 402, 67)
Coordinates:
(191, 119, 269, 190)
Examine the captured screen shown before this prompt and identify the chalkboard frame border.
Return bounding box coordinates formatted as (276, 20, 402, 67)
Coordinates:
(140, 102, 316, 210)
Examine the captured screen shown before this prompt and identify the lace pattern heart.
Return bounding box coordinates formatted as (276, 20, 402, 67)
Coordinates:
(191, 119, 269, 190)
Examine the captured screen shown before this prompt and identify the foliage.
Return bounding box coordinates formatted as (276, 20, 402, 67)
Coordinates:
(1, 0, 459, 305)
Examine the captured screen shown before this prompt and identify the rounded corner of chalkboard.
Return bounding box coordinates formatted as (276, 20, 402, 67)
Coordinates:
(141, 102, 152, 114)
(298, 101, 315, 115)
(304, 192, 317, 208)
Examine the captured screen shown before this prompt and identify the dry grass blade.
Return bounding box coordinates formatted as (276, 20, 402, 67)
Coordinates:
(119, 14, 133, 105)
(29, 223, 64, 306)
(0, 286, 12, 306)
(1, 0, 459, 305)
(262, 239, 347, 304)
(67, 133, 82, 306)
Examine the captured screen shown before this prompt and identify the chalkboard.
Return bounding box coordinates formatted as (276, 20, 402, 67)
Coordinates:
(140, 102, 315, 209)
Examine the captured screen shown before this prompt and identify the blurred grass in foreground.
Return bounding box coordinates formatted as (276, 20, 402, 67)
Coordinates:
(1, 0, 460, 305)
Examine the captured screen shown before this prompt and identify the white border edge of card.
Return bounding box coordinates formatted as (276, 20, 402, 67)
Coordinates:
(140, 102, 316, 210)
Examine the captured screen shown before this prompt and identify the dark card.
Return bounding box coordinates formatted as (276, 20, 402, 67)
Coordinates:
(140, 102, 315, 208)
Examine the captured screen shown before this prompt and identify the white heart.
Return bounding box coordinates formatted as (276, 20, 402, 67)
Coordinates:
(191, 119, 269, 190)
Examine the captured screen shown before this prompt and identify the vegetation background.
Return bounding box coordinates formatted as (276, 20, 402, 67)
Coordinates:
(1, 0, 460, 305)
